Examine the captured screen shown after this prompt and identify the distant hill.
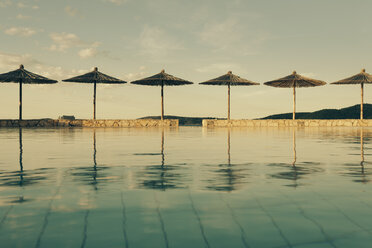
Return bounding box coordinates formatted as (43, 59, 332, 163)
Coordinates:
(261, 104, 372, 119)
(138, 115, 221, 126)
(138, 104, 372, 125)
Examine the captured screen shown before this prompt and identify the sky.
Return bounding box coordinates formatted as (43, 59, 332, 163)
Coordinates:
(0, 0, 371, 119)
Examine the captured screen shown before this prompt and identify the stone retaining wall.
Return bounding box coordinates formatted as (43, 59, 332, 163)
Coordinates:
(0, 119, 178, 128)
(202, 119, 372, 127)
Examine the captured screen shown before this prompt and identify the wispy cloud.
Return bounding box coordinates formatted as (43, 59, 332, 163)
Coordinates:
(104, 0, 129, 5)
(138, 26, 183, 57)
(17, 2, 26, 8)
(16, 2, 39, 10)
(48, 32, 86, 52)
(78, 42, 101, 59)
(199, 17, 271, 55)
(196, 63, 243, 74)
(16, 14, 31, 20)
(64, 6, 82, 18)
(0, 51, 90, 80)
(4, 27, 37, 37)
(0, 52, 39, 70)
(122, 66, 147, 81)
(48, 32, 111, 60)
(0, 0, 11, 8)
(301, 72, 317, 78)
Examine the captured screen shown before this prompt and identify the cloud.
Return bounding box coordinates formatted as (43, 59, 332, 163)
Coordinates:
(196, 63, 243, 74)
(64, 6, 82, 17)
(78, 42, 101, 59)
(4, 27, 37, 37)
(0, 0, 11, 8)
(122, 66, 147, 81)
(104, 0, 128, 5)
(16, 2, 39, 9)
(48, 32, 109, 60)
(17, 2, 26, 8)
(0, 52, 39, 70)
(48, 32, 86, 52)
(301, 72, 317, 78)
(16, 14, 31, 20)
(199, 17, 271, 55)
(0, 51, 92, 81)
(139, 26, 183, 57)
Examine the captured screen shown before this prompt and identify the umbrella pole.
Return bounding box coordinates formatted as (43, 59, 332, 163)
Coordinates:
(228, 84, 231, 120)
(93, 81, 97, 120)
(19, 79, 23, 121)
(161, 83, 164, 121)
(361, 83, 364, 120)
(293, 86, 296, 120)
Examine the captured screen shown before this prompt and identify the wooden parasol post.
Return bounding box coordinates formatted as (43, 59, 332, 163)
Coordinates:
(93, 80, 97, 120)
(93, 67, 98, 120)
(293, 86, 296, 120)
(19, 78, 23, 121)
(161, 81, 164, 121)
(361, 82, 364, 120)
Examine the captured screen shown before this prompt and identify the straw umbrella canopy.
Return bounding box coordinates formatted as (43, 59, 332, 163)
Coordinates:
(200, 71, 259, 120)
(264, 71, 326, 120)
(131, 69, 193, 120)
(0, 64, 57, 120)
(63, 67, 127, 120)
(331, 69, 372, 120)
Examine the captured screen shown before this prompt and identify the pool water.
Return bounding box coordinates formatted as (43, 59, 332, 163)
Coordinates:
(0, 127, 372, 248)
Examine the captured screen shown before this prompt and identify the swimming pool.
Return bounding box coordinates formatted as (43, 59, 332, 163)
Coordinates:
(0, 127, 371, 248)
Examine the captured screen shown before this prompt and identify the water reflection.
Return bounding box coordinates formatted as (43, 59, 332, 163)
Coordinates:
(69, 129, 111, 190)
(0, 128, 49, 188)
(343, 129, 372, 183)
(139, 129, 187, 190)
(0, 128, 50, 203)
(205, 128, 249, 192)
(269, 128, 323, 187)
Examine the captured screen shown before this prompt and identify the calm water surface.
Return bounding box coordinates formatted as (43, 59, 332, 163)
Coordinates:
(0, 127, 372, 248)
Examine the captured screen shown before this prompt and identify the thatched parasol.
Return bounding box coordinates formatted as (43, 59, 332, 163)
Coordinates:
(264, 71, 326, 120)
(200, 71, 259, 120)
(131, 69, 193, 120)
(331, 69, 372, 120)
(63, 67, 127, 120)
(0, 64, 58, 120)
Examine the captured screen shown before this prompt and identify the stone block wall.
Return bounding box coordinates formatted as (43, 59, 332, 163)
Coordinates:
(202, 119, 372, 127)
(0, 119, 179, 128)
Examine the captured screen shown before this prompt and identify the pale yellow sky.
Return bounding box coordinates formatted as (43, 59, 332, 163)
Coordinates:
(0, 0, 371, 119)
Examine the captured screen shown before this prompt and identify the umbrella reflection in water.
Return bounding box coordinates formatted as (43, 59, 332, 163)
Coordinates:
(269, 129, 323, 187)
(140, 129, 186, 190)
(343, 128, 372, 183)
(0, 128, 49, 203)
(205, 128, 249, 192)
(70, 129, 113, 191)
